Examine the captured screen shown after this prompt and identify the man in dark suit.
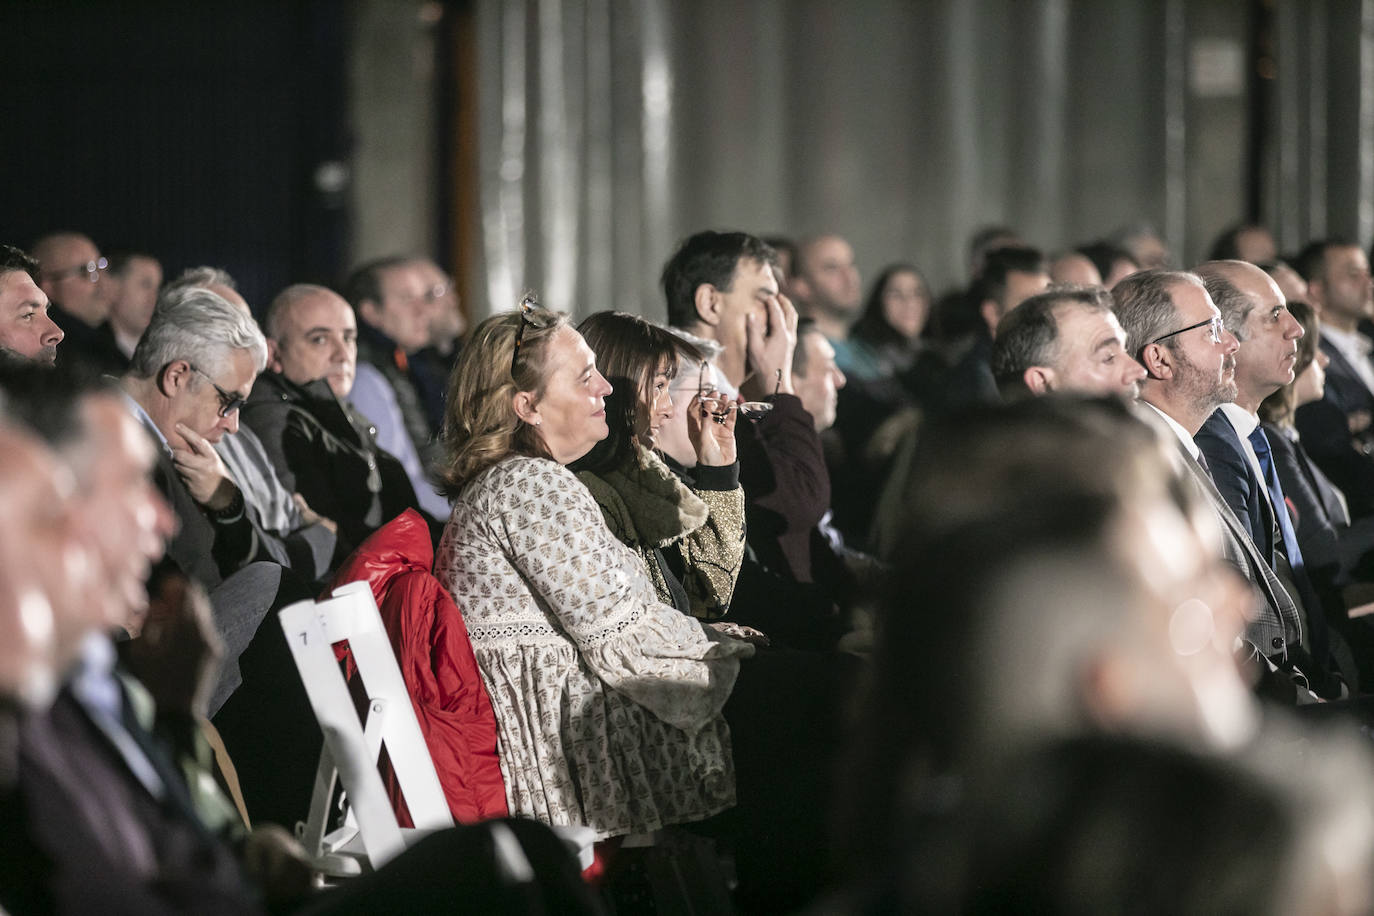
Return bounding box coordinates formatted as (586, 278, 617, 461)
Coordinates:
(1293, 239, 1374, 517)
(1192, 260, 1346, 696)
(1112, 269, 1309, 689)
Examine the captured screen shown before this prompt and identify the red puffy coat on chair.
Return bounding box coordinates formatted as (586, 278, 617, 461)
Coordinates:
(327, 509, 509, 824)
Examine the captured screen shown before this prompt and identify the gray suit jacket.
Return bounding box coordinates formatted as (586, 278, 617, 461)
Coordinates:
(1174, 439, 1302, 659)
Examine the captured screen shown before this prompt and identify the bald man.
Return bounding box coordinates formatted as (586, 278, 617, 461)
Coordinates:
(242, 284, 429, 547)
(29, 232, 123, 374)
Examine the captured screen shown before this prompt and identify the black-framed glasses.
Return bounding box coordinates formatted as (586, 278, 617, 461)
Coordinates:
(45, 257, 108, 284)
(188, 364, 246, 417)
(510, 294, 546, 377)
(1149, 315, 1225, 347)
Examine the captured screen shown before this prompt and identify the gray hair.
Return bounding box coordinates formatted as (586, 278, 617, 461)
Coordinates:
(1195, 261, 1256, 342)
(129, 285, 267, 380)
(1111, 269, 1204, 359)
(162, 265, 237, 299)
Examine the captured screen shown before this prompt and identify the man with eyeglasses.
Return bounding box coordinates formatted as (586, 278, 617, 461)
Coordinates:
(30, 231, 123, 375)
(117, 284, 285, 592)
(1114, 269, 1315, 700)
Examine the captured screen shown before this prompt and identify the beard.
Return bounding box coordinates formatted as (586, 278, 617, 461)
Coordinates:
(1174, 346, 1238, 414)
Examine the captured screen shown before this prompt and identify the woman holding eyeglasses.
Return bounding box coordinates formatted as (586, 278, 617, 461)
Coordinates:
(434, 302, 754, 842)
(569, 311, 747, 622)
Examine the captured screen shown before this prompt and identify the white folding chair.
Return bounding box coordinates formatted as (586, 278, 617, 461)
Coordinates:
(280, 580, 597, 878)
(280, 580, 454, 876)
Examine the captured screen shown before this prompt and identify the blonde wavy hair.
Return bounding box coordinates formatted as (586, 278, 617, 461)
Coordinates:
(438, 302, 569, 496)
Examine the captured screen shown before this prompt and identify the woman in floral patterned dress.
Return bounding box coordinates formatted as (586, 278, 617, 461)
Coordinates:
(433, 302, 754, 840)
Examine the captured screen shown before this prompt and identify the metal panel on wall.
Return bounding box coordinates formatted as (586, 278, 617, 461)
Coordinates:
(471, 0, 1364, 321)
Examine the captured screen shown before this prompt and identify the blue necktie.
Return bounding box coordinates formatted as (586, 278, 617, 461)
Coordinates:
(1247, 426, 1306, 575)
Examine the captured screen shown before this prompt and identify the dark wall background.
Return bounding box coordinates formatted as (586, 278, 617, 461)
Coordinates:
(0, 0, 351, 314)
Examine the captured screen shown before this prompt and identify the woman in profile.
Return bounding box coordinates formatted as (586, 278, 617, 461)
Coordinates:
(433, 301, 753, 841)
(571, 311, 746, 621)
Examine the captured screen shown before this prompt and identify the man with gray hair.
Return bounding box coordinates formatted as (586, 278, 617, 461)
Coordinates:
(119, 285, 328, 826)
(117, 285, 286, 625)
(1193, 260, 1347, 696)
(1113, 269, 1311, 690)
(161, 267, 339, 580)
(991, 287, 1145, 400)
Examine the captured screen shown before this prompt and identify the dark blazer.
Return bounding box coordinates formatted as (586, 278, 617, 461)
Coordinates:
(50, 303, 127, 379)
(1294, 337, 1374, 519)
(1195, 409, 1278, 564)
(145, 429, 271, 591)
(735, 393, 831, 585)
(0, 690, 257, 916)
(1167, 435, 1302, 660)
(241, 371, 425, 549)
(1267, 421, 1374, 585)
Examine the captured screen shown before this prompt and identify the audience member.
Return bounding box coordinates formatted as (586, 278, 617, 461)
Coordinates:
(1047, 249, 1103, 287)
(938, 245, 1049, 412)
(1110, 221, 1172, 270)
(965, 224, 1022, 281)
(992, 286, 1145, 399)
(1264, 258, 1310, 304)
(843, 262, 931, 380)
(1292, 238, 1374, 518)
(1077, 239, 1140, 288)
(572, 311, 745, 621)
(0, 372, 600, 916)
(30, 230, 124, 375)
(1210, 222, 1279, 264)
(1112, 269, 1312, 689)
(0, 245, 63, 365)
(1194, 260, 1346, 696)
(244, 284, 428, 548)
(789, 233, 863, 348)
(160, 269, 339, 583)
(344, 256, 445, 468)
(846, 396, 1260, 892)
(435, 303, 753, 839)
(761, 234, 798, 284)
(100, 250, 163, 363)
(662, 230, 832, 587)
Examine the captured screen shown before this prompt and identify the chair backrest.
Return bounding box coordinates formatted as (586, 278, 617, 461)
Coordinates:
(280, 580, 455, 872)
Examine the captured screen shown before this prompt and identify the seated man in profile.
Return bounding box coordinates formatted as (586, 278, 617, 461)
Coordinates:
(991, 287, 1146, 400)
(243, 284, 430, 548)
(0, 245, 64, 365)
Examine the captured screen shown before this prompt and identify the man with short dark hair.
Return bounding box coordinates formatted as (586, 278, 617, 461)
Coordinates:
(939, 246, 1050, 412)
(344, 257, 445, 471)
(662, 230, 830, 587)
(0, 245, 63, 365)
(1292, 239, 1374, 519)
(97, 251, 163, 366)
(992, 287, 1144, 400)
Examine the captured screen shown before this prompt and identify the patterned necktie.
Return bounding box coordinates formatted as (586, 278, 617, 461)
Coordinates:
(1247, 426, 1306, 575)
